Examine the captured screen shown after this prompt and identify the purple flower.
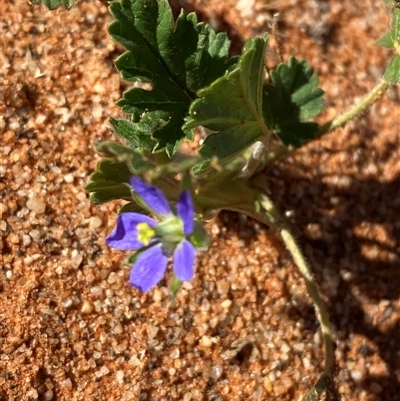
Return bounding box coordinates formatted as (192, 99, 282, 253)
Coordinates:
(106, 177, 196, 292)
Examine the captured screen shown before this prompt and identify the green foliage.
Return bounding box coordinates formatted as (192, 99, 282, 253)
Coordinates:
(384, 54, 400, 82)
(185, 36, 270, 175)
(377, 8, 400, 48)
(85, 142, 153, 204)
(263, 57, 325, 147)
(28, 0, 77, 10)
(85, 141, 200, 206)
(377, 8, 400, 83)
(185, 46, 324, 174)
(109, 0, 234, 156)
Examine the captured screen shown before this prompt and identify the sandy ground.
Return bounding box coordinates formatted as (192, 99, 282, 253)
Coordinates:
(1, 0, 399, 400)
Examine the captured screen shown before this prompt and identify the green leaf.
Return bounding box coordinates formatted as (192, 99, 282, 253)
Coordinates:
(384, 53, 400, 82)
(169, 275, 183, 302)
(109, 115, 164, 150)
(184, 36, 270, 175)
(109, 0, 233, 156)
(376, 8, 400, 48)
(195, 168, 257, 213)
(28, 0, 76, 10)
(189, 221, 210, 250)
(263, 57, 324, 147)
(85, 158, 133, 204)
(85, 142, 154, 204)
(86, 140, 201, 205)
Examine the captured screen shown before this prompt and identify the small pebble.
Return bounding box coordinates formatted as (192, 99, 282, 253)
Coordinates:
(210, 364, 223, 380)
(64, 173, 74, 183)
(90, 286, 103, 297)
(61, 298, 73, 308)
(61, 379, 72, 388)
(22, 234, 31, 246)
(26, 197, 46, 214)
(81, 301, 94, 314)
(40, 308, 56, 316)
(100, 366, 110, 376)
(350, 370, 363, 382)
(200, 335, 212, 347)
(71, 250, 83, 269)
(89, 216, 102, 230)
(107, 272, 118, 284)
(169, 349, 180, 359)
(116, 370, 124, 384)
(221, 299, 232, 309)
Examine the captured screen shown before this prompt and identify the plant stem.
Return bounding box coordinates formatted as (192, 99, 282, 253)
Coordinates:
(318, 78, 390, 134)
(257, 194, 334, 378)
(264, 78, 391, 166)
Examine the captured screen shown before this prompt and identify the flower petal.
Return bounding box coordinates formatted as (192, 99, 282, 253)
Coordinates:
(106, 213, 157, 251)
(130, 244, 168, 292)
(177, 190, 194, 235)
(130, 177, 172, 217)
(173, 239, 196, 281)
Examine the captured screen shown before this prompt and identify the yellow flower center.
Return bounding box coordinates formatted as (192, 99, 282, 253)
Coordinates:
(137, 222, 155, 245)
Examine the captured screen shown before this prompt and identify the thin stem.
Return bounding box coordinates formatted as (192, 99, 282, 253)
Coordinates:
(257, 194, 334, 378)
(264, 78, 391, 167)
(318, 78, 390, 134)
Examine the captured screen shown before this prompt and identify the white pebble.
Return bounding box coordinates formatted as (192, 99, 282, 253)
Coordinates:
(116, 370, 124, 384)
(200, 335, 212, 347)
(92, 105, 103, 119)
(26, 197, 46, 214)
(71, 250, 83, 269)
(61, 298, 73, 308)
(210, 364, 223, 380)
(40, 308, 56, 316)
(90, 286, 103, 297)
(64, 173, 74, 183)
(169, 349, 180, 359)
(350, 370, 363, 382)
(22, 234, 31, 246)
(89, 216, 102, 230)
(100, 366, 110, 376)
(61, 379, 72, 388)
(81, 301, 93, 314)
(107, 272, 118, 284)
(128, 355, 140, 366)
(221, 299, 232, 309)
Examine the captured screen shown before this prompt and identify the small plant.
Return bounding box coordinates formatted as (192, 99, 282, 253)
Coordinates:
(28, 0, 400, 399)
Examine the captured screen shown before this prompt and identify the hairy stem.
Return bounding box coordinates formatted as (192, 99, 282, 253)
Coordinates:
(318, 78, 390, 134)
(257, 194, 334, 377)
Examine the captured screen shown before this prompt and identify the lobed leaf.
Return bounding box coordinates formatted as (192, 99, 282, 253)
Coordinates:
(109, 0, 233, 156)
(383, 53, 400, 82)
(376, 7, 400, 48)
(263, 57, 324, 147)
(85, 142, 154, 204)
(185, 36, 270, 175)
